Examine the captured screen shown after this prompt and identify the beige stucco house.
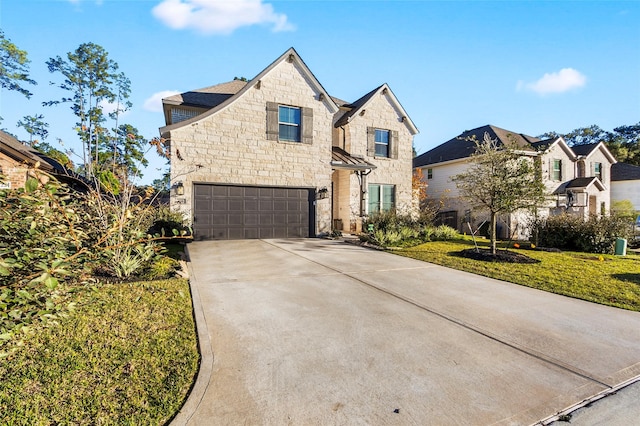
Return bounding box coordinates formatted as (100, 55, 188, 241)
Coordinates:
(159, 48, 418, 240)
(413, 125, 616, 238)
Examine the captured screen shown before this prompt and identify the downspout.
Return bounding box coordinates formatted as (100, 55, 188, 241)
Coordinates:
(356, 169, 373, 218)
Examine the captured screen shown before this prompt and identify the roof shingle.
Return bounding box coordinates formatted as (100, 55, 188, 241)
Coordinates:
(413, 125, 540, 168)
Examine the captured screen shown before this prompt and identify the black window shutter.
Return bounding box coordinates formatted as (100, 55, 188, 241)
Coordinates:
(266, 102, 279, 141)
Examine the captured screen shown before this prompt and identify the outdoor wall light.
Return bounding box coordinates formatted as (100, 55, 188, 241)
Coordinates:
(175, 181, 185, 196)
(317, 187, 328, 200)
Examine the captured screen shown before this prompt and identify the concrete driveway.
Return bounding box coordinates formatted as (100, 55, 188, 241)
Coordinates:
(173, 239, 640, 425)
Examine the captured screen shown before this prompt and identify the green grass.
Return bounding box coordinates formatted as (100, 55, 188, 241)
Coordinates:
(395, 238, 640, 311)
(0, 278, 199, 425)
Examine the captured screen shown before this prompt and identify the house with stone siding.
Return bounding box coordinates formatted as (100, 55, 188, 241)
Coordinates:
(413, 125, 616, 239)
(159, 48, 418, 240)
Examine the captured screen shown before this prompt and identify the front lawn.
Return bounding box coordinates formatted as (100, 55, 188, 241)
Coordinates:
(0, 278, 199, 424)
(395, 238, 640, 311)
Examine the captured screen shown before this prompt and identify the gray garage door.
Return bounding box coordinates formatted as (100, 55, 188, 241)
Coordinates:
(193, 184, 315, 240)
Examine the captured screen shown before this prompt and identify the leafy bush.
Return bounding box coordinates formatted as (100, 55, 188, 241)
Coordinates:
(531, 214, 631, 254)
(363, 212, 459, 246)
(147, 207, 192, 240)
(0, 169, 189, 347)
(431, 225, 460, 241)
(0, 176, 87, 351)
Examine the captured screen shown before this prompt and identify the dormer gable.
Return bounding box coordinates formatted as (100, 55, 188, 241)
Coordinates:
(334, 84, 418, 135)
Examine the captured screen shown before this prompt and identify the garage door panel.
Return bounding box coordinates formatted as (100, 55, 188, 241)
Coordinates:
(228, 200, 244, 210)
(212, 214, 227, 225)
(260, 214, 273, 225)
(228, 186, 244, 197)
(211, 186, 229, 197)
(212, 199, 229, 211)
(244, 214, 258, 225)
(193, 184, 313, 240)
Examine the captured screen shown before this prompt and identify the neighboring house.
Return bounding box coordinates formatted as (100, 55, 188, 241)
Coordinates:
(0, 129, 57, 189)
(611, 162, 640, 210)
(159, 48, 418, 240)
(413, 125, 616, 238)
(0, 129, 87, 191)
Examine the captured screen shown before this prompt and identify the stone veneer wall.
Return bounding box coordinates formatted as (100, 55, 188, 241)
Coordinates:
(341, 90, 414, 216)
(168, 59, 335, 234)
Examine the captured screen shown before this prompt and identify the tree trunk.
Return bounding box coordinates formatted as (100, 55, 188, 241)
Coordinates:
(490, 211, 497, 255)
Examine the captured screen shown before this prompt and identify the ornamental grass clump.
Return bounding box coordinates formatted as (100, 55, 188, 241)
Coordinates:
(363, 212, 459, 247)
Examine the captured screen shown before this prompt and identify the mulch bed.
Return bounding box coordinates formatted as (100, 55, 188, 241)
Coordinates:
(458, 248, 540, 264)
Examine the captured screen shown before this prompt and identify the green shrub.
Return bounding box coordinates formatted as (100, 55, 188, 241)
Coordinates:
(143, 256, 180, 280)
(531, 214, 632, 254)
(363, 212, 459, 246)
(147, 207, 192, 240)
(432, 225, 459, 241)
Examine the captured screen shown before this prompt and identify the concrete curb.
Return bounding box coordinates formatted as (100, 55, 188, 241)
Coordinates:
(537, 375, 640, 425)
(170, 245, 214, 426)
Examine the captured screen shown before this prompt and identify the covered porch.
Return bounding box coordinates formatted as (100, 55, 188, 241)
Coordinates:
(330, 146, 376, 233)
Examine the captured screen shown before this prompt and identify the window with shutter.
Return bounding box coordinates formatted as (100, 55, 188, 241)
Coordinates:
(266, 103, 312, 143)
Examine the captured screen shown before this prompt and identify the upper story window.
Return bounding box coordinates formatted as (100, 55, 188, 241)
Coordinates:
(278, 106, 301, 142)
(375, 129, 390, 157)
(552, 159, 562, 181)
(594, 162, 603, 181)
(266, 102, 313, 144)
(427, 168, 433, 179)
(367, 127, 398, 159)
(171, 107, 199, 124)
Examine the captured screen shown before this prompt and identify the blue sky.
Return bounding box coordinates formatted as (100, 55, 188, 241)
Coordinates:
(1, 0, 639, 184)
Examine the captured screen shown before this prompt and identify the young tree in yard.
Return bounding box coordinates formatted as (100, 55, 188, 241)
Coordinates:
(17, 114, 49, 146)
(452, 132, 547, 254)
(0, 30, 36, 99)
(99, 124, 149, 178)
(44, 42, 125, 176)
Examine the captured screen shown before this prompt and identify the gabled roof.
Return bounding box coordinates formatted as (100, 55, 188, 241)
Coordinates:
(570, 142, 617, 164)
(163, 80, 247, 109)
(611, 162, 640, 181)
(0, 129, 54, 172)
(333, 83, 419, 135)
(160, 47, 340, 135)
(413, 125, 540, 168)
(571, 143, 598, 156)
(553, 176, 605, 193)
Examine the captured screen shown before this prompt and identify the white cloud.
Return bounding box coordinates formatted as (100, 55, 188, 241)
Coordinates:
(517, 68, 587, 95)
(144, 90, 180, 112)
(152, 0, 294, 35)
(99, 99, 131, 117)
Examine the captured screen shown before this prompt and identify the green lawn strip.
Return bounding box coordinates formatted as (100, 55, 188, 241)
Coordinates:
(395, 239, 640, 311)
(0, 278, 199, 425)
